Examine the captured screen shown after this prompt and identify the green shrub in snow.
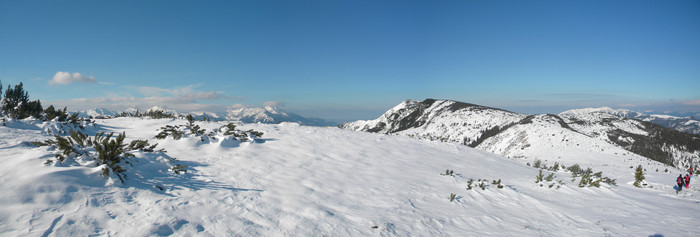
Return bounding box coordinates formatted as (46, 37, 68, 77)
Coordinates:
(185, 114, 206, 136)
(551, 162, 560, 171)
(128, 139, 158, 152)
(220, 123, 237, 136)
(633, 165, 645, 188)
(533, 159, 542, 169)
(535, 170, 544, 183)
(34, 130, 149, 183)
(171, 164, 188, 174)
(155, 125, 185, 140)
(545, 172, 555, 182)
(567, 164, 582, 177)
(492, 179, 504, 189)
(441, 169, 454, 176)
(157, 119, 263, 142)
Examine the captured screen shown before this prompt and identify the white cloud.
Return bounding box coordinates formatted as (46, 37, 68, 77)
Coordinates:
(136, 85, 232, 101)
(49, 71, 97, 85)
(263, 101, 285, 108)
(47, 85, 242, 113)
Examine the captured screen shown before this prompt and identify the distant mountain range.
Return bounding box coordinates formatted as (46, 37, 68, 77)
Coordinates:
(74, 106, 336, 126)
(560, 107, 700, 135)
(341, 99, 700, 169)
(224, 106, 336, 126)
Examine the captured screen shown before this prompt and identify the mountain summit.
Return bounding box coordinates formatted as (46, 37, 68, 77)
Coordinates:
(225, 106, 335, 126)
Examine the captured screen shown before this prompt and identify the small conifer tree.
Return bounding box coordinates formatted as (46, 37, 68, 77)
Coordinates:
(45, 105, 58, 121)
(633, 165, 645, 188)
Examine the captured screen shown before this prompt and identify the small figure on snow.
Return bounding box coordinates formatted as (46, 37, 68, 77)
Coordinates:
(685, 174, 691, 189)
(689, 167, 695, 178)
(677, 175, 684, 191)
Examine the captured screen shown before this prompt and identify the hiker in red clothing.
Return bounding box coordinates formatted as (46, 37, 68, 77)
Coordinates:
(685, 174, 691, 189)
(677, 175, 684, 190)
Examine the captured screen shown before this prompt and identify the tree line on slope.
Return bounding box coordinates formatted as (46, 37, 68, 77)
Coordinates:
(0, 80, 79, 123)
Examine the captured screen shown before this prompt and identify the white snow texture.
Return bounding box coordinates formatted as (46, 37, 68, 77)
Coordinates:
(0, 113, 698, 236)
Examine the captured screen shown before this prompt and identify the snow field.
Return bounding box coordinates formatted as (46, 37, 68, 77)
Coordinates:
(1, 118, 699, 236)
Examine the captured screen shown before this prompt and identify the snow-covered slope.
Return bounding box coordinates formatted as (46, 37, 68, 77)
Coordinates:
(226, 106, 335, 126)
(344, 99, 700, 169)
(342, 99, 527, 146)
(559, 108, 700, 169)
(562, 107, 700, 135)
(1, 117, 698, 236)
(477, 114, 641, 169)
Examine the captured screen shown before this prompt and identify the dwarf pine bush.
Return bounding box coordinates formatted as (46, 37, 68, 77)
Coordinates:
(171, 164, 188, 174)
(479, 182, 486, 190)
(535, 170, 544, 183)
(144, 109, 176, 119)
(30, 139, 55, 147)
(441, 169, 454, 176)
(185, 114, 206, 136)
(563, 164, 616, 188)
(155, 125, 185, 140)
(567, 164, 582, 177)
(220, 123, 238, 136)
(34, 130, 156, 184)
(157, 119, 263, 143)
(551, 162, 560, 171)
(449, 193, 457, 202)
(128, 139, 158, 152)
(492, 179, 504, 189)
(94, 132, 133, 183)
(533, 159, 543, 169)
(633, 165, 645, 188)
(545, 172, 555, 182)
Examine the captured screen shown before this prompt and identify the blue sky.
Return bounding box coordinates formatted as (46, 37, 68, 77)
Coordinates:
(1, 0, 699, 121)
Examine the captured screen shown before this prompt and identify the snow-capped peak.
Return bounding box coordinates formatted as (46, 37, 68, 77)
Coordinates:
(76, 108, 117, 118)
(559, 107, 636, 118)
(225, 105, 334, 126)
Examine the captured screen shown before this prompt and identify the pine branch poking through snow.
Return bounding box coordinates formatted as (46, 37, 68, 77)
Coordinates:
(28, 129, 179, 184)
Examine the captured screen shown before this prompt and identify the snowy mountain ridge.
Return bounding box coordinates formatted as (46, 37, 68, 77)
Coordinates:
(342, 99, 700, 169)
(71, 105, 335, 126)
(342, 99, 527, 146)
(225, 105, 336, 126)
(76, 108, 117, 118)
(561, 107, 700, 135)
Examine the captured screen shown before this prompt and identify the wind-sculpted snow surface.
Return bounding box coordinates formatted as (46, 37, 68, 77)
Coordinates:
(1, 117, 699, 236)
